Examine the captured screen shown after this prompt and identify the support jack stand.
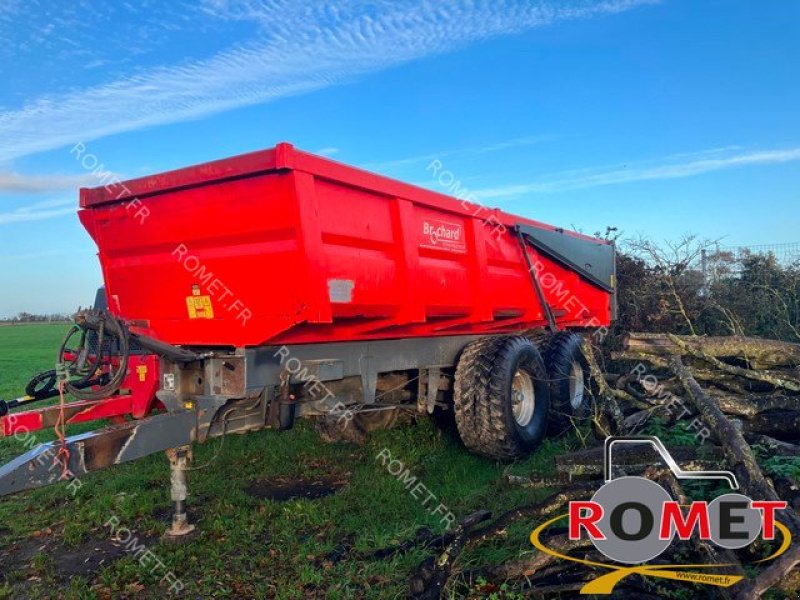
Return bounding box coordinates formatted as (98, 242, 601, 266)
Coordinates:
(162, 446, 197, 545)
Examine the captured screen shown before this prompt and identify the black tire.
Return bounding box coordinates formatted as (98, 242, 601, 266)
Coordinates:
(454, 336, 550, 460)
(541, 331, 590, 432)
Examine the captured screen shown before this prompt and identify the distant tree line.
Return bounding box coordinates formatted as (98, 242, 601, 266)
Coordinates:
(1, 312, 72, 324)
(613, 235, 800, 343)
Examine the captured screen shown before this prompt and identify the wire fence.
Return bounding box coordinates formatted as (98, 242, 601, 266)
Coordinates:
(700, 241, 800, 287)
(717, 242, 800, 265)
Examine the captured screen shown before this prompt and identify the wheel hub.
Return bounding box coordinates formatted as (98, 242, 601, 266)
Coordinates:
(568, 360, 585, 410)
(511, 369, 535, 426)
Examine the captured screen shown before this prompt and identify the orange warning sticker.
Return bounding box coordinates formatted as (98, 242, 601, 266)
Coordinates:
(136, 365, 148, 382)
(186, 294, 214, 319)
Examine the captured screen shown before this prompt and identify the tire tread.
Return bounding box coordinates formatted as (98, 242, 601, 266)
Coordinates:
(454, 336, 548, 460)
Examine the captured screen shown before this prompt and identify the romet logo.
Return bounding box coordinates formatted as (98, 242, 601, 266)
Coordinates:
(530, 436, 792, 595)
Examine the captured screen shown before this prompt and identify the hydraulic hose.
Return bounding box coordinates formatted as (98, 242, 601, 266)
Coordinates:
(60, 312, 130, 402)
(23, 325, 101, 401)
(17, 310, 200, 413)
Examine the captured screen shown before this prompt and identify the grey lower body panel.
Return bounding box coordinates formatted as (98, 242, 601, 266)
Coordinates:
(245, 334, 488, 402)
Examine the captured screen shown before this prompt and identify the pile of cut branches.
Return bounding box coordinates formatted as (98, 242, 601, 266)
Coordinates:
(400, 333, 800, 599)
(607, 333, 800, 451)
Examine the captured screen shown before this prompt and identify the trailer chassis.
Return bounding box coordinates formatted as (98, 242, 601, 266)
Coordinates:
(0, 328, 529, 539)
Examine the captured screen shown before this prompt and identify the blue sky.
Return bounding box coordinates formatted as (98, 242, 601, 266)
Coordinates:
(1, 0, 798, 317)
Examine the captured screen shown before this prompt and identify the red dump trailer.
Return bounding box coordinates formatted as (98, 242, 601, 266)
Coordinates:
(78, 142, 613, 346)
(0, 143, 615, 539)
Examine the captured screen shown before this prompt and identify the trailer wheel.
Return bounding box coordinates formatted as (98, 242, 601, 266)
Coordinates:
(541, 332, 590, 432)
(454, 336, 550, 460)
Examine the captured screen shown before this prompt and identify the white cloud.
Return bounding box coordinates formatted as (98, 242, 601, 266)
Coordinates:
(314, 147, 341, 157)
(0, 171, 98, 193)
(0, 249, 66, 262)
(475, 147, 800, 198)
(365, 135, 555, 172)
(0, 0, 657, 162)
(0, 198, 74, 225)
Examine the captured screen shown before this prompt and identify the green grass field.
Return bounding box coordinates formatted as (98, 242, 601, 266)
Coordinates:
(0, 324, 576, 599)
(0, 323, 70, 402)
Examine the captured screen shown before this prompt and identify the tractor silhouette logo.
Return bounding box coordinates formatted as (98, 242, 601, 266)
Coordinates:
(530, 436, 792, 595)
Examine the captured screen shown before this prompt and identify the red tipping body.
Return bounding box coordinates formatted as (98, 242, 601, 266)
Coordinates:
(78, 143, 614, 348)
